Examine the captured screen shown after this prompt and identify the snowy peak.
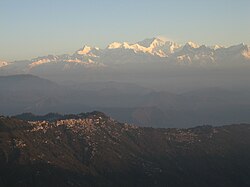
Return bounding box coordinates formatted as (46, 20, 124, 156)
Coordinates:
(107, 42, 123, 49)
(28, 51, 103, 69)
(29, 55, 58, 68)
(107, 42, 138, 50)
(76, 45, 92, 55)
(185, 41, 200, 49)
(138, 38, 180, 50)
(106, 38, 181, 57)
(241, 45, 250, 59)
(139, 38, 181, 55)
(0, 60, 9, 68)
(76, 45, 100, 55)
(210, 45, 224, 50)
(138, 37, 166, 48)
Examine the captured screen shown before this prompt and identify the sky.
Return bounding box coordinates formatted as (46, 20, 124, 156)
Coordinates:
(1, 0, 250, 61)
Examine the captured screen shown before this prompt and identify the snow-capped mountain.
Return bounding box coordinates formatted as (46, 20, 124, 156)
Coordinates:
(1, 37, 250, 73)
(106, 38, 181, 57)
(29, 54, 102, 69)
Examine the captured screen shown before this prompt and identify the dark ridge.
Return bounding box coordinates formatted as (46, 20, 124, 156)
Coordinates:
(13, 111, 109, 122)
(0, 74, 52, 83)
(14, 112, 63, 122)
(0, 74, 37, 79)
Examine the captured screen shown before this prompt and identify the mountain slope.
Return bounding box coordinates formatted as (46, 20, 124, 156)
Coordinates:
(1, 112, 250, 187)
(0, 74, 74, 115)
(0, 74, 59, 90)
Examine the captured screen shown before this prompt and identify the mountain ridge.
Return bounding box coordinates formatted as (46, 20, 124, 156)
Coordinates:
(1, 37, 250, 74)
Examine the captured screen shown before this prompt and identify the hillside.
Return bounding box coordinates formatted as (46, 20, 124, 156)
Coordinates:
(1, 112, 250, 186)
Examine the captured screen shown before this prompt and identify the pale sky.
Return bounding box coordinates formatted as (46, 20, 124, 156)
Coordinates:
(1, 0, 250, 61)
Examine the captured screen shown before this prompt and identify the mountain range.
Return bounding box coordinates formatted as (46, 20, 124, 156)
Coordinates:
(1, 37, 250, 75)
(1, 74, 250, 128)
(1, 111, 250, 187)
